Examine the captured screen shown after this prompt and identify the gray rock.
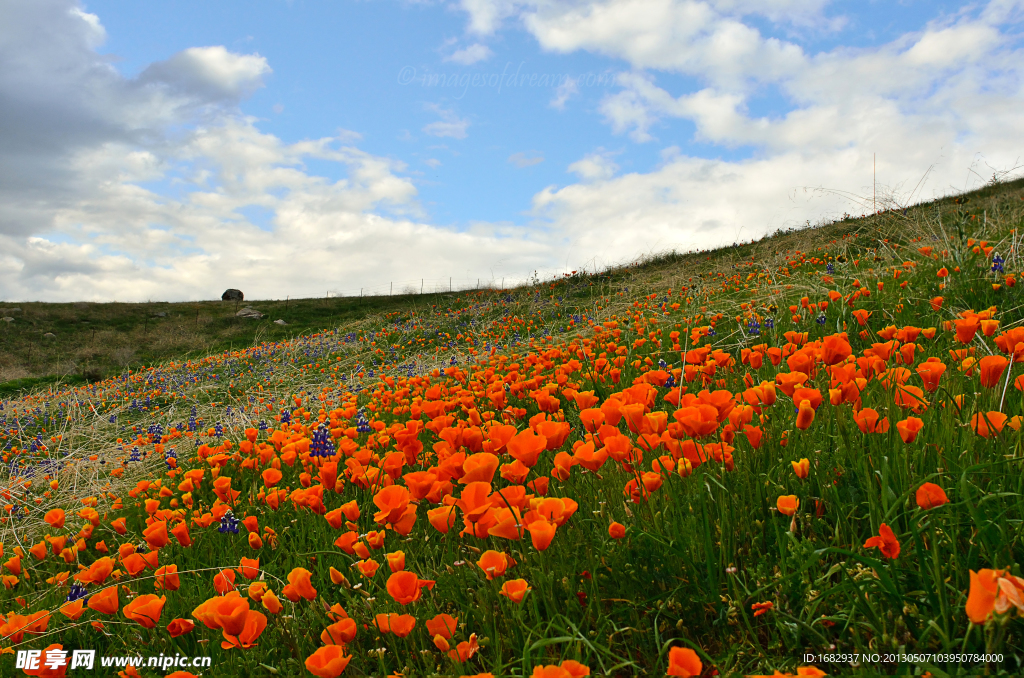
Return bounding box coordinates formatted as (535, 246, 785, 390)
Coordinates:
(222, 289, 244, 301)
(273, 319, 288, 325)
(1, 317, 12, 323)
(0, 307, 21, 314)
(236, 307, 264, 319)
(152, 312, 167, 317)
(43, 332, 56, 339)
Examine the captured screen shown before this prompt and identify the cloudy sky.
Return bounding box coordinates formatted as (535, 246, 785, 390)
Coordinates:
(2, 0, 1022, 302)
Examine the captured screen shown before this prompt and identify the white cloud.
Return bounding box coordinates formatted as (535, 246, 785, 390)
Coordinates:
(517, 2, 1024, 271)
(422, 104, 470, 138)
(508, 151, 544, 167)
(7, 0, 1024, 303)
(0, 1, 553, 301)
(459, 0, 521, 34)
(550, 76, 579, 109)
(137, 46, 271, 102)
(568, 150, 619, 180)
(444, 43, 494, 65)
(425, 158, 442, 168)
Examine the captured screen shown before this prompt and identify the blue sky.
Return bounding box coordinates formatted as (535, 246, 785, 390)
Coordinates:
(1, 0, 1021, 301)
(83, 0, 949, 225)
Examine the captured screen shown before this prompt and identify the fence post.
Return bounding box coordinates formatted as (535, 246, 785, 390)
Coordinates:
(421, 279, 423, 294)
(390, 282, 393, 296)
(450, 277, 452, 292)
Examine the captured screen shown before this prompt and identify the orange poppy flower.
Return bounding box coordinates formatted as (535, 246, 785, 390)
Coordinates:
(20, 643, 66, 677)
(915, 482, 949, 509)
(667, 646, 703, 677)
(221, 609, 267, 649)
(448, 633, 480, 662)
(507, 428, 547, 467)
(120, 553, 146, 577)
(78, 556, 114, 585)
(321, 618, 358, 645)
(743, 425, 763, 449)
(154, 564, 180, 591)
(170, 521, 192, 547)
(954, 317, 980, 344)
(167, 618, 196, 637)
(930, 296, 943, 311)
(579, 408, 605, 432)
(238, 557, 260, 581)
(972, 411, 1008, 438)
(140, 520, 168, 550)
(87, 586, 119, 615)
(304, 645, 352, 678)
(44, 508, 65, 529)
(852, 309, 871, 326)
(111, 517, 128, 535)
(672, 405, 720, 438)
(979, 355, 1009, 388)
(248, 532, 264, 549)
(372, 485, 411, 525)
(461, 453, 500, 484)
(966, 569, 1024, 623)
(456, 481, 494, 523)
(386, 550, 406, 573)
(777, 495, 799, 516)
(477, 550, 512, 580)
(791, 458, 809, 479)
(916, 359, 946, 392)
(500, 578, 531, 603)
(262, 589, 283, 615)
(426, 613, 459, 639)
(852, 408, 888, 434)
(896, 417, 924, 443)
(795, 400, 815, 430)
(282, 567, 317, 602)
(248, 582, 269, 602)
(375, 612, 416, 637)
(123, 594, 166, 629)
(356, 559, 379, 579)
(261, 468, 283, 487)
(864, 523, 900, 559)
(427, 505, 459, 534)
(526, 518, 557, 551)
(386, 570, 431, 605)
(774, 372, 808, 398)
(500, 458, 531, 484)
(29, 541, 47, 561)
(893, 383, 927, 412)
(489, 507, 528, 544)
(59, 599, 86, 620)
(531, 661, 591, 677)
(324, 508, 345, 530)
(573, 442, 608, 472)
(608, 522, 626, 539)
(192, 592, 246, 635)
(214, 568, 237, 595)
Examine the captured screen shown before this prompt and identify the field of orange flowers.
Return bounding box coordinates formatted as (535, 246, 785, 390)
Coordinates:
(2, 181, 1024, 676)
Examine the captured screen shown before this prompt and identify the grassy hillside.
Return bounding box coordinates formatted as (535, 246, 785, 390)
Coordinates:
(1, 177, 1024, 677)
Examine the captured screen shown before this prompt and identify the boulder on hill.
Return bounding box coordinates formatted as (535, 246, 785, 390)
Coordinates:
(236, 307, 264, 319)
(222, 289, 244, 301)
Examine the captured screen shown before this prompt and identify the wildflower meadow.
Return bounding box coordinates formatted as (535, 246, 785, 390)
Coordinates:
(3, 179, 1024, 677)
